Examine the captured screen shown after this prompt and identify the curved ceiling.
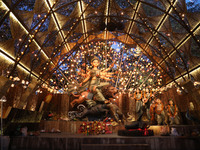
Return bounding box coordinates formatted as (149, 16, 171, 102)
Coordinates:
(0, 0, 200, 93)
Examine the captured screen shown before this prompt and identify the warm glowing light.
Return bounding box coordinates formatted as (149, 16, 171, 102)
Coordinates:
(0, 51, 15, 64)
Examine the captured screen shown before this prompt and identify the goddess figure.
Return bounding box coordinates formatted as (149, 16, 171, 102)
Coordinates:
(134, 88, 143, 121)
(155, 98, 166, 125)
(143, 88, 153, 121)
(135, 94, 152, 121)
(134, 88, 143, 101)
(143, 88, 152, 100)
(149, 100, 156, 124)
(167, 99, 180, 125)
(70, 56, 115, 107)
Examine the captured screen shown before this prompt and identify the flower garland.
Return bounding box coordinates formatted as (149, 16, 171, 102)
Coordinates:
(149, 104, 155, 121)
(155, 103, 164, 115)
(143, 90, 152, 99)
(167, 105, 177, 117)
(134, 91, 143, 101)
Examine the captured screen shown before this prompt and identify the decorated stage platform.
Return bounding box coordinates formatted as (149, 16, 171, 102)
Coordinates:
(2, 132, 200, 150)
(1, 121, 200, 150)
(39, 120, 200, 136)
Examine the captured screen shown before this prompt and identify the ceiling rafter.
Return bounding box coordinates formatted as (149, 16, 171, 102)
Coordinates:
(136, 13, 187, 83)
(52, 0, 94, 52)
(135, 0, 195, 83)
(37, 1, 79, 56)
(135, 0, 188, 85)
(56, 18, 187, 83)
(133, 6, 195, 84)
(40, 50, 76, 84)
(2, 1, 50, 76)
(104, 0, 111, 39)
(163, 2, 200, 78)
(34, 6, 90, 78)
(53, 2, 195, 87)
(50, 0, 100, 69)
(121, 29, 188, 93)
(103, 0, 111, 68)
(123, 0, 164, 89)
(6, 0, 80, 71)
(52, 0, 132, 70)
(2, 0, 70, 85)
(113, 0, 136, 88)
(122, 0, 180, 88)
(124, 0, 141, 43)
(167, 63, 200, 85)
(0, 9, 9, 25)
(142, 0, 177, 51)
(0, 47, 41, 80)
(52, 0, 195, 62)
(113, 1, 168, 72)
(79, 0, 88, 43)
(41, 29, 96, 84)
(1, 0, 199, 92)
(7, 1, 74, 83)
(45, 0, 70, 52)
(114, 24, 181, 84)
(158, 23, 200, 73)
(36, 49, 76, 91)
(0, 0, 24, 25)
(53, 0, 79, 12)
(90, 27, 185, 90)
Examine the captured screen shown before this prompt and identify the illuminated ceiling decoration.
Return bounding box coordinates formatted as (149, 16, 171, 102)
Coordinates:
(0, 0, 200, 93)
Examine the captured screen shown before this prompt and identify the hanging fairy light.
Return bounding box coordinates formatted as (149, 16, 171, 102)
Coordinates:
(176, 88, 183, 95)
(194, 81, 200, 89)
(50, 41, 165, 93)
(21, 80, 25, 84)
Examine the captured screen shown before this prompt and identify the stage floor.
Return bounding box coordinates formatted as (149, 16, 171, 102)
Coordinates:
(2, 123, 200, 150)
(1, 132, 199, 150)
(39, 132, 124, 137)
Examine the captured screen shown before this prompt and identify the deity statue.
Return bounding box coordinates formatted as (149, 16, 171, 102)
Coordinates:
(154, 98, 166, 125)
(134, 88, 143, 121)
(143, 88, 152, 100)
(68, 57, 125, 123)
(70, 56, 115, 108)
(135, 88, 153, 121)
(149, 100, 156, 124)
(167, 99, 180, 125)
(134, 88, 143, 101)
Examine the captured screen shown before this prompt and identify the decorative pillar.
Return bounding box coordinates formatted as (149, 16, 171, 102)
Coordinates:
(61, 94, 69, 116)
(18, 79, 39, 109)
(122, 93, 129, 118)
(0, 76, 12, 99)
